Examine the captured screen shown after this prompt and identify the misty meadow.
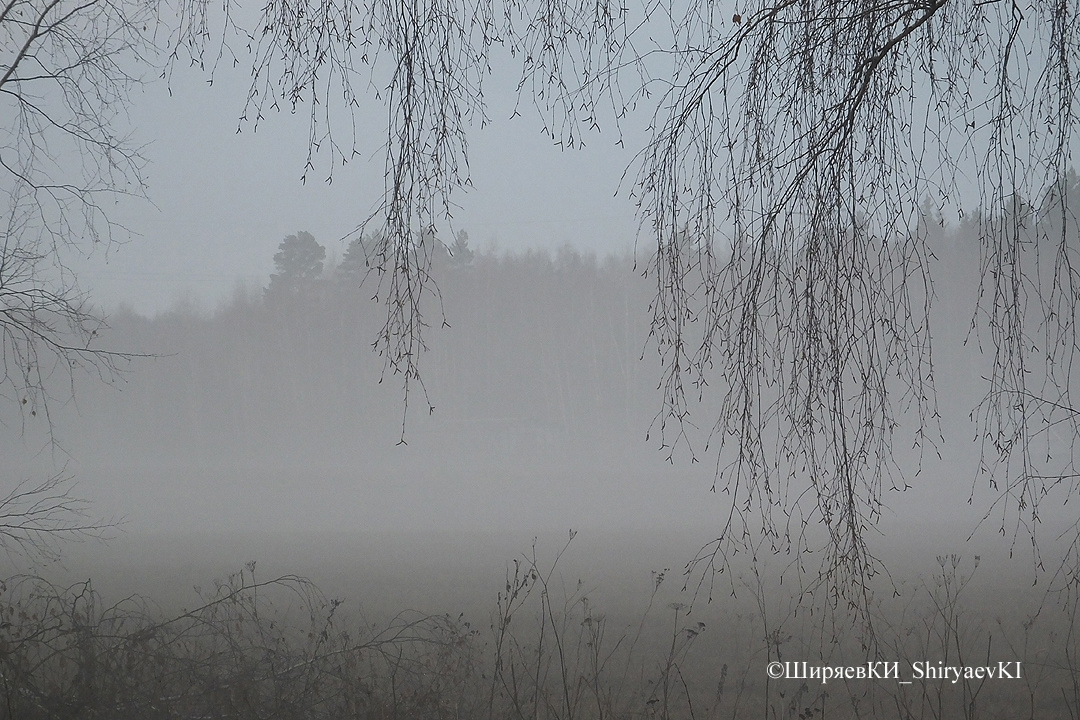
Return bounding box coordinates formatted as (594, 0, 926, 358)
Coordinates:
(7, 0, 1080, 714)
(4, 217, 1080, 719)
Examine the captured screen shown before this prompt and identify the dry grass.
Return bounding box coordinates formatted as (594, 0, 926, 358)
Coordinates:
(1, 550, 1078, 720)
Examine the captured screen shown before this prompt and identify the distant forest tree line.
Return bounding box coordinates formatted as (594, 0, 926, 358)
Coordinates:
(71, 212, 998, 494)
(79, 232, 658, 473)
(266, 229, 477, 301)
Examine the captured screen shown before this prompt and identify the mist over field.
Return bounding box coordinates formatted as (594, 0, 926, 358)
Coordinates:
(6, 210, 1080, 718)
(8, 0, 1080, 712)
(6, 212, 1066, 569)
(10, 232, 1000, 541)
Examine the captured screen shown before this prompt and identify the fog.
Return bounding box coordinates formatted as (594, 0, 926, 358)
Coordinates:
(9, 191, 1080, 719)
(20, 38, 1025, 586)
(8, 0, 1080, 713)
(7, 216, 1064, 584)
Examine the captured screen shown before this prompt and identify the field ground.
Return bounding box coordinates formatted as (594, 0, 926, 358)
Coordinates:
(3, 527, 1076, 719)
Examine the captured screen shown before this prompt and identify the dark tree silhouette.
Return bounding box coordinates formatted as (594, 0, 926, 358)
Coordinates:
(336, 234, 373, 286)
(267, 232, 326, 298)
(448, 231, 475, 268)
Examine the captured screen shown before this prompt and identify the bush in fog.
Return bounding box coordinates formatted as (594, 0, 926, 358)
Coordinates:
(0, 565, 478, 720)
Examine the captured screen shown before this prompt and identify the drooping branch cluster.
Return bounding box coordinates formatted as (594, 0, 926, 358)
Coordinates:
(236, 0, 499, 418)
(636, 0, 955, 604)
(205, 0, 632, 424)
(615, 0, 1080, 605)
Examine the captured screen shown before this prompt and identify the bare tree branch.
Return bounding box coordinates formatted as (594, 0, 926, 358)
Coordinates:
(1, 0, 151, 561)
(0, 471, 116, 563)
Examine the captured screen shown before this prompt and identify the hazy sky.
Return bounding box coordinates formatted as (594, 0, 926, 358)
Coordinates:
(76, 61, 643, 316)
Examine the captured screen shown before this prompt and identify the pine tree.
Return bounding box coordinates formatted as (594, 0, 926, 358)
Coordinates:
(267, 232, 326, 298)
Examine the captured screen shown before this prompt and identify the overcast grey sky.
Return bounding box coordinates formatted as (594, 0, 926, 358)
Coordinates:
(75, 61, 643, 316)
